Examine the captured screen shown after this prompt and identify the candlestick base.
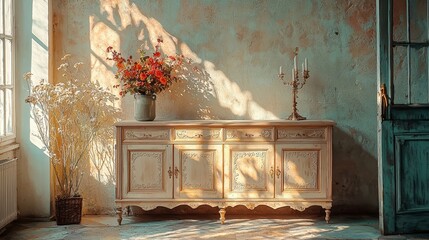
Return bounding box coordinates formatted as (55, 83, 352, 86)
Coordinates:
(287, 112, 306, 121)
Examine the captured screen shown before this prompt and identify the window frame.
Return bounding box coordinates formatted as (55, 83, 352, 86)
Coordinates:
(390, 0, 429, 106)
(0, 0, 16, 146)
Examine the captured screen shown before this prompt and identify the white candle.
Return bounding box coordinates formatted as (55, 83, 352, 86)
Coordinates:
(305, 58, 308, 70)
(302, 63, 304, 74)
(279, 66, 282, 75)
(294, 56, 297, 71)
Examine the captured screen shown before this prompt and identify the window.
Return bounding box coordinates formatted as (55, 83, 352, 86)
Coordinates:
(391, 0, 429, 105)
(0, 0, 14, 143)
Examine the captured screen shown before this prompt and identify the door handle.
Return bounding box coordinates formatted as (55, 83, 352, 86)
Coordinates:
(276, 167, 281, 179)
(168, 167, 173, 179)
(174, 167, 179, 178)
(270, 167, 275, 178)
(379, 83, 389, 120)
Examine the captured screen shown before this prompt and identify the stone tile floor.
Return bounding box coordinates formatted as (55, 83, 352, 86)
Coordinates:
(1, 215, 429, 240)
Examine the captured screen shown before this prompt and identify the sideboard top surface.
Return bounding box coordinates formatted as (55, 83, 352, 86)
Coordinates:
(115, 119, 335, 127)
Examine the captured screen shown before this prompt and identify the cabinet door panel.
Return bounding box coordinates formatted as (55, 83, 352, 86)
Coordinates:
(224, 144, 275, 198)
(275, 143, 328, 199)
(174, 145, 223, 199)
(123, 145, 173, 199)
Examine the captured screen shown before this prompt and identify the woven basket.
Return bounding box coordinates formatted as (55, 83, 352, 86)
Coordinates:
(55, 197, 83, 225)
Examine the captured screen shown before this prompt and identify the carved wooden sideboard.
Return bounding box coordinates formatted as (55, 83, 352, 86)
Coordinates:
(115, 120, 334, 225)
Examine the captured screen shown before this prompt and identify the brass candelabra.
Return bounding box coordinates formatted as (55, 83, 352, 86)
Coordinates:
(278, 48, 309, 120)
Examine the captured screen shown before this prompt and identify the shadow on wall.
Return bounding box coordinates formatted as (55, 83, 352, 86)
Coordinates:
(71, 1, 227, 214)
(80, 175, 115, 214)
(91, 2, 278, 120)
(96, 5, 218, 120)
(157, 47, 219, 120)
(332, 126, 378, 214)
(80, 128, 116, 214)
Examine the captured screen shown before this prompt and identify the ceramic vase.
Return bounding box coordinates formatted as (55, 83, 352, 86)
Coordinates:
(134, 93, 156, 121)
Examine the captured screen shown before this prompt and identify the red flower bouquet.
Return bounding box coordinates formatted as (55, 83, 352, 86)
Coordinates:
(107, 38, 183, 96)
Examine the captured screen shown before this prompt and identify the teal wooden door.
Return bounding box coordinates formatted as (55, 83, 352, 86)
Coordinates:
(377, 0, 429, 234)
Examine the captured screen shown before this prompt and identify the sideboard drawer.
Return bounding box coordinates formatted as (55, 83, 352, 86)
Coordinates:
(123, 128, 170, 141)
(225, 128, 274, 141)
(174, 128, 223, 142)
(277, 127, 327, 141)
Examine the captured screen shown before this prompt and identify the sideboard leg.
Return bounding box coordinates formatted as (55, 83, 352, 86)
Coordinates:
(324, 208, 331, 223)
(126, 206, 131, 216)
(219, 207, 226, 224)
(116, 207, 123, 225)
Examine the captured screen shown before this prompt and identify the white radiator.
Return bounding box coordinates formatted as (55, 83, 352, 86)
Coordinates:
(0, 158, 17, 229)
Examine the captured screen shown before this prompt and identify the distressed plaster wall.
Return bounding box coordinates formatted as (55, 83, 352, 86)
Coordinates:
(51, 0, 378, 214)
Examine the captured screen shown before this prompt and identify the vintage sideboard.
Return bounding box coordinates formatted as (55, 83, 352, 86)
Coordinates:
(115, 120, 334, 225)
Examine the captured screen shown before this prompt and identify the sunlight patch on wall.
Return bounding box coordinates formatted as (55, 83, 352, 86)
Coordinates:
(89, 16, 120, 91)
(87, 16, 119, 186)
(29, 23, 49, 151)
(32, 0, 49, 47)
(89, 141, 116, 185)
(204, 61, 278, 119)
(93, 0, 277, 120)
(29, 0, 49, 150)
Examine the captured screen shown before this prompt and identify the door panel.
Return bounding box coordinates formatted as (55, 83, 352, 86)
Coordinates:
(174, 145, 223, 199)
(122, 145, 173, 199)
(396, 134, 429, 232)
(224, 144, 274, 199)
(395, 134, 429, 213)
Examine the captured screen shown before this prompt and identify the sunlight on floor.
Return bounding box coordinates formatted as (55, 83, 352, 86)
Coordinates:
(2, 215, 403, 240)
(5, 214, 429, 239)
